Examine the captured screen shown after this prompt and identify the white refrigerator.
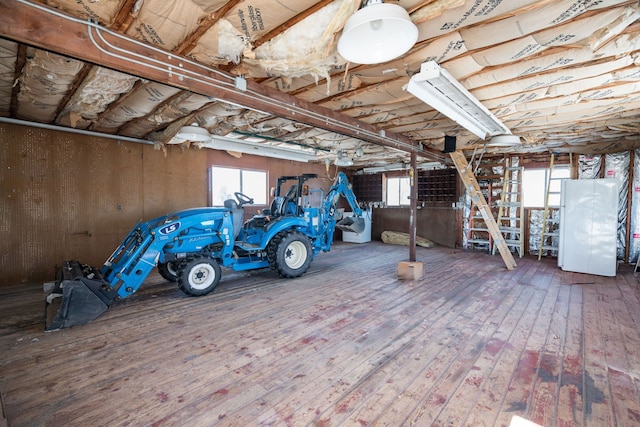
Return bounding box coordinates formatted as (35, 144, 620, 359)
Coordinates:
(558, 179, 619, 277)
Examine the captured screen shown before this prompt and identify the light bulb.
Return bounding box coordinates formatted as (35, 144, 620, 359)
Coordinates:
(370, 19, 383, 31)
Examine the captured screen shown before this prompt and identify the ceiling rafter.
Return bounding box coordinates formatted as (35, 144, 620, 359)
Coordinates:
(283, 0, 640, 118)
(4, 0, 639, 161)
(117, 90, 191, 137)
(175, 0, 243, 55)
(109, 0, 139, 32)
(53, 63, 93, 124)
(0, 0, 445, 160)
(9, 43, 26, 118)
(252, 0, 335, 49)
(312, 76, 408, 108)
(88, 79, 144, 132)
(70, 0, 149, 131)
(129, 0, 251, 140)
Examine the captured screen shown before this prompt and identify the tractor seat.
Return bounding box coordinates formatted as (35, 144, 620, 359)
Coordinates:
(224, 199, 244, 239)
(272, 184, 300, 216)
(269, 196, 298, 217)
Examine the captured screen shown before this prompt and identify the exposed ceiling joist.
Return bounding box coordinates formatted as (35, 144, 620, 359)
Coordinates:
(1, 0, 639, 165)
(0, 0, 446, 162)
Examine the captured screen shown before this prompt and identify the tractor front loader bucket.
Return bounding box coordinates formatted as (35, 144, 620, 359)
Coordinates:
(45, 261, 117, 331)
(336, 216, 366, 234)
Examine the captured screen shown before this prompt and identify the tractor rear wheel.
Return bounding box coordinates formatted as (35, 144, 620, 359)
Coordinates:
(270, 231, 312, 278)
(158, 261, 178, 282)
(177, 257, 221, 296)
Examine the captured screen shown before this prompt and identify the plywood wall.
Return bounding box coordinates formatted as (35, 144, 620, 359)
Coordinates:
(372, 207, 458, 249)
(0, 123, 328, 287)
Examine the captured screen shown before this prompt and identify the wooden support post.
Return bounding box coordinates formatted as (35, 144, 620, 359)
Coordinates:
(409, 151, 417, 262)
(398, 151, 424, 280)
(450, 150, 517, 270)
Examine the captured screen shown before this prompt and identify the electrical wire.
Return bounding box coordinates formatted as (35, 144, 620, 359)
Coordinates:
(17, 0, 445, 162)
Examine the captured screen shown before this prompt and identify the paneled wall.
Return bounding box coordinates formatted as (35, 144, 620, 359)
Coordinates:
(371, 207, 458, 248)
(0, 123, 328, 287)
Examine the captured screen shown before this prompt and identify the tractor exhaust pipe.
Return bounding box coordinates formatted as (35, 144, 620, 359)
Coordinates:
(44, 261, 117, 331)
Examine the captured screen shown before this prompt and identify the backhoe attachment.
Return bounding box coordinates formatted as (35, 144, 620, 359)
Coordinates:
(44, 261, 117, 331)
(336, 216, 365, 234)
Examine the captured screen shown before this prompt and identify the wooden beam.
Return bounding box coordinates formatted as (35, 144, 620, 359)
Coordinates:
(175, 0, 243, 55)
(0, 0, 446, 162)
(9, 43, 26, 118)
(53, 63, 93, 123)
(450, 150, 517, 270)
(252, 0, 335, 49)
(109, 0, 139, 32)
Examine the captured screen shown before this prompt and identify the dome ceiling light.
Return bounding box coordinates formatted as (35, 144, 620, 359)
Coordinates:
(338, 0, 418, 65)
(335, 150, 354, 167)
(175, 123, 212, 143)
(488, 135, 522, 146)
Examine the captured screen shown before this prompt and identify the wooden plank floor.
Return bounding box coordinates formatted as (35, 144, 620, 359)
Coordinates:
(2, 242, 640, 426)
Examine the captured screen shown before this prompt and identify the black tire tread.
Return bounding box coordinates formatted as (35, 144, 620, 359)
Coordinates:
(272, 230, 312, 278)
(157, 261, 178, 282)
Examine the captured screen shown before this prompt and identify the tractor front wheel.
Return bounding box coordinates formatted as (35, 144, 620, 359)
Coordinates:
(177, 257, 221, 296)
(158, 261, 178, 282)
(271, 231, 312, 278)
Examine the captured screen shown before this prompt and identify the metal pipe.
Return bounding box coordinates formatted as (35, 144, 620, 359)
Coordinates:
(0, 117, 154, 145)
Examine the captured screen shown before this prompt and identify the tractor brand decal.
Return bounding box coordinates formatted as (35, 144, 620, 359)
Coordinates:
(159, 222, 180, 235)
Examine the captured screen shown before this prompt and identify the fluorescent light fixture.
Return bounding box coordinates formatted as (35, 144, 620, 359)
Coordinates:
(175, 123, 211, 143)
(417, 162, 445, 170)
(335, 150, 354, 167)
(488, 134, 521, 146)
(406, 61, 510, 139)
(338, 0, 418, 65)
(201, 136, 317, 162)
(359, 161, 444, 174)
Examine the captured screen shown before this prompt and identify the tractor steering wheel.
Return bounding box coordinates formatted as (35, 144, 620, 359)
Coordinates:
(234, 192, 254, 207)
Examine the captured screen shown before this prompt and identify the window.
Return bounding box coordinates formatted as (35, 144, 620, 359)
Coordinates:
(387, 176, 410, 206)
(209, 167, 267, 206)
(522, 167, 570, 208)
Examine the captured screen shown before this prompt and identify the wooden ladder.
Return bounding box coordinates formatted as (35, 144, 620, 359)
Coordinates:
(493, 156, 525, 258)
(538, 154, 567, 260)
(451, 151, 517, 270)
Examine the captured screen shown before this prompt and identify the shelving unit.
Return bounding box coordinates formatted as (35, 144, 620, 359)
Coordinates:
(352, 174, 383, 203)
(465, 157, 504, 253)
(417, 168, 457, 202)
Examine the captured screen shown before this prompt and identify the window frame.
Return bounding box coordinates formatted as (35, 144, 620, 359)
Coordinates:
(386, 175, 411, 207)
(208, 166, 268, 207)
(522, 166, 570, 208)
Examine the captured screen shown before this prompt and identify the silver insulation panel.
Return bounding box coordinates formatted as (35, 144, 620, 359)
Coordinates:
(630, 149, 640, 263)
(604, 152, 629, 260)
(578, 154, 602, 179)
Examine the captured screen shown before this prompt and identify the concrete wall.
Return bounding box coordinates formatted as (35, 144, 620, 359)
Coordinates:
(0, 123, 329, 286)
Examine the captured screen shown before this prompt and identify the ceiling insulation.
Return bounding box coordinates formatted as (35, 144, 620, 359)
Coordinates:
(0, 0, 639, 167)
